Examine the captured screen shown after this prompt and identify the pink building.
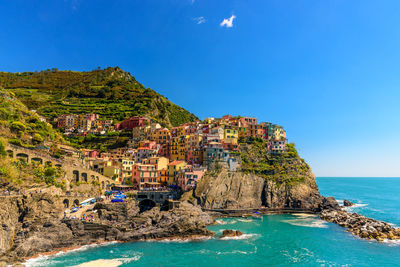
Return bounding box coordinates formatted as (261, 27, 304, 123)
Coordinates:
(177, 166, 205, 191)
(132, 164, 160, 189)
(267, 140, 286, 154)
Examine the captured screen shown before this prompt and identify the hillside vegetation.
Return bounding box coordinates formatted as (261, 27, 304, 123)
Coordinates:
(0, 88, 63, 147)
(0, 67, 198, 127)
(238, 138, 310, 186)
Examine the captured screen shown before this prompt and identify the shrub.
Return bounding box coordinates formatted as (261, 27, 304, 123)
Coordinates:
(286, 143, 298, 158)
(8, 138, 23, 146)
(10, 121, 26, 133)
(32, 133, 44, 144)
(44, 167, 57, 177)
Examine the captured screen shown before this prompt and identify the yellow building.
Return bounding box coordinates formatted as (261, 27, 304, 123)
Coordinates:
(170, 136, 179, 161)
(142, 156, 169, 171)
(224, 126, 238, 143)
(167, 160, 186, 184)
(171, 126, 185, 137)
(170, 136, 186, 161)
(152, 128, 171, 144)
(274, 126, 286, 141)
(102, 160, 121, 182)
(103, 166, 120, 181)
(121, 158, 135, 183)
(203, 117, 215, 124)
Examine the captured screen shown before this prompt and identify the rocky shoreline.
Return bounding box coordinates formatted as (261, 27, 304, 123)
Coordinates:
(320, 207, 400, 242)
(0, 193, 215, 266)
(1, 190, 400, 265)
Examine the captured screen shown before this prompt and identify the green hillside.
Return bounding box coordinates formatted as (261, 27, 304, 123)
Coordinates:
(0, 87, 63, 147)
(0, 67, 198, 127)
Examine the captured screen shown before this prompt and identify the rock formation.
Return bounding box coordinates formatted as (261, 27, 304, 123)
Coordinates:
(321, 208, 400, 241)
(193, 168, 327, 212)
(0, 194, 214, 265)
(343, 199, 354, 207)
(219, 230, 243, 238)
(194, 170, 265, 209)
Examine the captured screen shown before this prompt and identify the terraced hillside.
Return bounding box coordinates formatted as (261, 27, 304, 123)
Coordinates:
(0, 88, 63, 147)
(0, 67, 198, 127)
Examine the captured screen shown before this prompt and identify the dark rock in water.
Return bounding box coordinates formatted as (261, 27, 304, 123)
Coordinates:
(220, 229, 243, 238)
(343, 199, 354, 207)
(319, 196, 340, 211)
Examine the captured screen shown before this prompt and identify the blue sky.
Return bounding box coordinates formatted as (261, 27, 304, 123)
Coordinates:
(1, 0, 400, 177)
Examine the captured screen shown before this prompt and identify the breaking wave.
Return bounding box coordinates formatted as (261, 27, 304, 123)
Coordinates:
(25, 242, 119, 267)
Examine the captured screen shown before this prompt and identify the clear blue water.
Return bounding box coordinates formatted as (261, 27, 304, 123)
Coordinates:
(29, 178, 400, 266)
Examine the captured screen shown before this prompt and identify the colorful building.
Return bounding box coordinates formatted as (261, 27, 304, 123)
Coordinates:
(121, 159, 135, 184)
(132, 163, 159, 189)
(152, 128, 171, 144)
(117, 116, 151, 130)
(177, 166, 206, 191)
(223, 126, 238, 141)
(167, 161, 186, 184)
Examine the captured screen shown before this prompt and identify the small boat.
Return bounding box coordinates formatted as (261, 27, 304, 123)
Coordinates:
(111, 198, 124, 203)
(71, 207, 79, 213)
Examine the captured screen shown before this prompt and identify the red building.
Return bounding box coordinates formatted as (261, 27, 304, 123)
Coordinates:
(117, 116, 151, 130)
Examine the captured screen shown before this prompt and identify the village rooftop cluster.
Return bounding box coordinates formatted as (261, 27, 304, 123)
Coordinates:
(56, 114, 287, 191)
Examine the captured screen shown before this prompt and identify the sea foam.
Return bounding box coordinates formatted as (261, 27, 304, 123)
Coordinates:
(219, 233, 260, 240)
(282, 216, 328, 228)
(25, 242, 119, 267)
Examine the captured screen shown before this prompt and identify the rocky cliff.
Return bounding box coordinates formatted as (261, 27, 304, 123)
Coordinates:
(194, 167, 323, 211)
(0, 194, 214, 265)
(193, 141, 325, 211)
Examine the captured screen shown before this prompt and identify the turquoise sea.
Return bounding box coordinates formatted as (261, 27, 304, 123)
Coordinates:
(29, 178, 400, 266)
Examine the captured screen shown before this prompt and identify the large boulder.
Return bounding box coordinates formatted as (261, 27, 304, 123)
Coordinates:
(319, 196, 340, 211)
(343, 199, 354, 207)
(220, 230, 243, 238)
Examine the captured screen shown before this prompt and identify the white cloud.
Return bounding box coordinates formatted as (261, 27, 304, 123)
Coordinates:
(193, 16, 206, 24)
(220, 15, 236, 28)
